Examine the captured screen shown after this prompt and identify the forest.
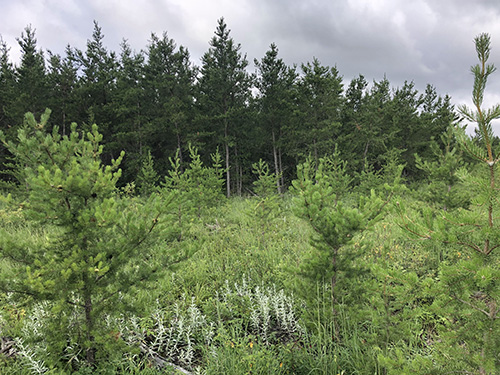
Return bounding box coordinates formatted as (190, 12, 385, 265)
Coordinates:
(0, 18, 499, 374)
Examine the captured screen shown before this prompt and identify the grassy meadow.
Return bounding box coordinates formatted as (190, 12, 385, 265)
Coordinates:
(2, 183, 495, 374)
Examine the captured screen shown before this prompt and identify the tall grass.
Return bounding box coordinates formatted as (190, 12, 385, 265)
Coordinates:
(0, 193, 476, 374)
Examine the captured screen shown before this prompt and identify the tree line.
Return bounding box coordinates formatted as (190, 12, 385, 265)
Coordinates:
(0, 18, 457, 195)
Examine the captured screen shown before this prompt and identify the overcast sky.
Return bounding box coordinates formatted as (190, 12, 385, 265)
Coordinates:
(1, 0, 500, 132)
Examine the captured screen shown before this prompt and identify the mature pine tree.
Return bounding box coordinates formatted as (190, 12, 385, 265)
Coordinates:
(350, 77, 393, 173)
(288, 58, 343, 165)
(254, 43, 297, 193)
(389, 81, 424, 175)
(0, 37, 16, 132)
(0, 38, 16, 184)
(10, 26, 49, 121)
(46, 47, 78, 135)
(143, 32, 196, 176)
(339, 74, 369, 172)
(197, 18, 253, 197)
(113, 41, 147, 182)
(419, 84, 457, 155)
(73, 22, 118, 159)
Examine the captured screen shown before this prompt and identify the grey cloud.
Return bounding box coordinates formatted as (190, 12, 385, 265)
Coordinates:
(2, 0, 500, 116)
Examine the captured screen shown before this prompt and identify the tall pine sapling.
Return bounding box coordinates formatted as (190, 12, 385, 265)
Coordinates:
(163, 144, 225, 240)
(398, 33, 500, 374)
(250, 159, 281, 246)
(292, 153, 387, 315)
(0, 110, 174, 370)
(136, 149, 159, 195)
(451, 33, 500, 374)
(415, 125, 469, 211)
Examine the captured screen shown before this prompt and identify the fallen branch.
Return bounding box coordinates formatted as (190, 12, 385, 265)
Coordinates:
(139, 342, 193, 375)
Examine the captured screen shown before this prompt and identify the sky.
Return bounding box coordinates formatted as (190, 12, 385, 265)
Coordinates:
(1, 0, 500, 132)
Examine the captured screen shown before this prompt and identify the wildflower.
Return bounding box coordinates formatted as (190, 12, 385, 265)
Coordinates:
(249, 341, 253, 349)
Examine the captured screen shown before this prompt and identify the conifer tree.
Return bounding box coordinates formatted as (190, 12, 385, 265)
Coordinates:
(0, 38, 16, 183)
(143, 32, 196, 175)
(73, 22, 118, 158)
(197, 18, 253, 197)
(113, 41, 147, 182)
(415, 125, 469, 211)
(163, 145, 224, 239)
(289, 58, 343, 165)
(359, 77, 392, 171)
(449, 33, 500, 374)
(399, 33, 500, 374)
(292, 152, 386, 314)
(251, 159, 281, 241)
(11, 26, 49, 121)
(46, 47, 78, 135)
(136, 149, 159, 196)
(339, 74, 369, 172)
(0, 37, 15, 131)
(254, 44, 297, 193)
(0, 110, 174, 369)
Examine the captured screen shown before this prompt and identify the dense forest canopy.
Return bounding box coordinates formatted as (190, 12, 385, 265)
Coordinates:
(0, 18, 467, 194)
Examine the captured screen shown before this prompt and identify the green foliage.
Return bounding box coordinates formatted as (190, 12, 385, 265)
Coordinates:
(0, 110, 176, 370)
(291, 154, 388, 309)
(287, 58, 343, 165)
(136, 149, 159, 196)
(0, 19, 462, 191)
(163, 144, 224, 240)
(142, 31, 197, 178)
(197, 17, 253, 197)
(252, 159, 278, 197)
(397, 33, 500, 374)
(3, 26, 500, 375)
(250, 159, 281, 240)
(415, 125, 470, 210)
(254, 43, 297, 194)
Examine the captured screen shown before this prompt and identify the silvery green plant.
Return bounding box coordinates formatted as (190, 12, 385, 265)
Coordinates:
(217, 277, 303, 343)
(7, 302, 51, 374)
(14, 338, 48, 375)
(119, 297, 214, 371)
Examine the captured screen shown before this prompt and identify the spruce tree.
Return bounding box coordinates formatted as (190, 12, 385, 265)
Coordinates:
(0, 110, 174, 369)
